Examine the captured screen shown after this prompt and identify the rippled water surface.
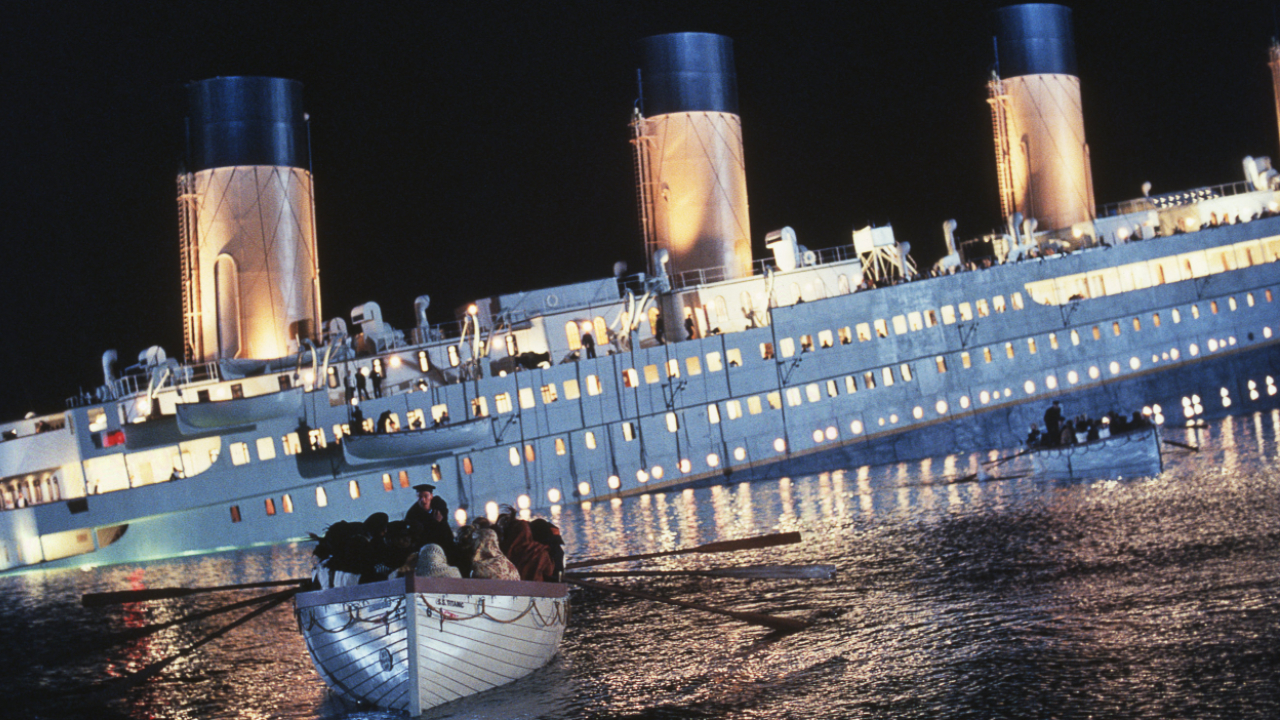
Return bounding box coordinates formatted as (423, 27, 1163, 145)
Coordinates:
(3, 414, 1278, 719)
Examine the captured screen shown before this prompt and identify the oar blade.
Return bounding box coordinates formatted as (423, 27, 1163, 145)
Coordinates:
(566, 531, 802, 570)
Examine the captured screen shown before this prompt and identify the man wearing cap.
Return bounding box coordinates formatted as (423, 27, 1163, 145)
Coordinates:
(405, 483, 456, 560)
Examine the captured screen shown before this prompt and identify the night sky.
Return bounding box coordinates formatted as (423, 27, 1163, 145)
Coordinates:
(2, 1, 1278, 420)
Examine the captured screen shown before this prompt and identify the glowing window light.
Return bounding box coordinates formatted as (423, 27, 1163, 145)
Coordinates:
(679, 458, 692, 473)
(979, 390, 990, 404)
(825, 426, 838, 440)
(734, 447, 747, 461)
(1170, 348, 1180, 360)
(315, 486, 328, 507)
(850, 420, 864, 434)
(1109, 361, 1120, 375)
(509, 447, 520, 466)
(635, 470, 648, 483)
(774, 438, 787, 453)
(936, 400, 948, 415)
(1046, 375, 1058, 390)
(348, 480, 361, 499)
(707, 453, 720, 468)
(486, 501, 500, 522)
(959, 396, 970, 409)
(547, 488, 562, 504)
(1208, 339, 1219, 352)
(517, 494, 531, 510)
(1089, 366, 1101, 379)
(890, 414, 899, 424)
(454, 508, 468, 525)
(1130, 357, 1141, 370)
(913, 406, 924, 419)
(1023, 380, 1035, 394)
(1190, 343, 1200, 356)
(577, 481, 592, 497)
(608, 474, 622, 489)
(652, 466, 664, 479)
(812, 429, 824, 443)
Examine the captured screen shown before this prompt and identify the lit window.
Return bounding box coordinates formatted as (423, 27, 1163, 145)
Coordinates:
(666, 359, 680, 378)
(768, 392, 783, 409)
(1011, 293, 1024, 310)
(555, 438, 566, 455)
(1113, 321, 1122, 336)
(1068, 370, 1079, 384)
(349, 480, 360, 499)
(382, 474, 394, 492)
(462, 457, 474, 474)
(856, 323, 872, 341)
(417, 350, 431, 372)
(818, 330, 834, 348)
(541, 384, 558, 404)
(315, 487, 328, 507)
(892, 315, 908, 335)
(845, 375, 857, 393)
(900, 364, 913, 382)
(622, 422, 636, 441)
(826, 379, 839, 397)
(509, 447, 521, 466)
(1192, 304, 1201, 319)
(431, 404, 449, 423)
(644, 365, 660, 384)
(471, 397, 489, 417)
(1049, 333, 1059, 350)
(924, 310, 938, 327)
(587, 375, 603, 395)
(1071, 329, 1081, 345)
(882, 367, 895, 387)
(230, 442, 251, 466)
(908, 312, 923, 331)
(983, 348, 993, 363)
(747, 396, 763, 415)
(1027, 338, 1037, 355)
(708, 404, 721, 424)
(863, 371, 876, 389)
(706, 352, 723, 372)
(256, 437, 276, 461)
(494, 393, 513, 414)
(1006, 342, 1015, 359)
(401, 470, 411, 487)
(726, 349, 742, 366)
(760, 342, 775, 359)
(230, 506, 241, 523)
(961, 352, 971, 369)
(874, 319, 889, 338)
(686, 356, 702, 375)
(1210, 301, 1219, 315)
(786, 387, 803, 407)
(727, 400, 743, 420)
(282, 494, 293, 513)
(976, 299, 990, 317)
(447, 345, 460, 367)
(666, 413, 679, 432)
(1024, 380, 1035, 394)
(585, 432, 597, 449)
(519, 388, 536, 409)
(992, 296, 1006, 313)
(941, 305, 956, 324)
(780, 338, 796, 357)
(936, 356, 947, 373)
(1133, 317, 1141, 332)
(1092, 326, 1102, 341)
(565, 322, 581, 350)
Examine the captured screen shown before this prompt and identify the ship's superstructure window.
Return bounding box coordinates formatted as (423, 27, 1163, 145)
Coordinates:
(555, 438, 566, 455)
(893, 316, 908, 335)
(1210, 300, 1219, 314)
(382, 473, 394, 492)
(976, 299, 990, 318)
(622, 422, 636, 441)
(417, 350, 430, 372)
(936, 356, 947, 373)
(666, 359, 680, 378)
(1005, 342, 1015, 359)
(780, 338, 796, 357)
(431, 404, 449, 423)
(961, 352, 971, 369)
(541, 384, 559, 404)
(863, 371, 876, 389)
(283, 432, 302, 456)
(622, 369, 638, 388)
(519, 388, 536, 409)
(760, 343, 774, 359)
(495, 393, 513, 414)
(471, 397, 488, 417)
(818, 330, 834, 348)
(748, 396, 763, 415)
(1153, 313, 1161, 327)
(686, 356, 702, 375)
(838, 327, 852, 344)
(983, 348, 993, 363)
(565, 322, 581, 350)
(993, 296, 1006, 313)
(1092, 326, 1102, 341)
(584, 432, 597, 449)
(644, 365, 660, 384)
(727, 400, 743, 420)
(941, 305, 956, 324)
(786, 388, 802, 407)
(327, 366, 339, 388)
(593, 317, 607, 346)
(1172, 309, 1182, 323)
(406, 408, 425, 428)
(349, 480, 360, 499)
(900, 364, 913, 382)
(1049, 332, 1059, 350)
(586, 375, 603, 395)
(230, 506, 241, 522)
(256, 437, 276, 461)
(826, 379, 839, 397)
(509, 447, 520, 466)
(666, 413, 679, 432)
(874, 319, 889, 338)
(845, 375, 858, 393)
(1012, 292, 1024, 310)
(1028, 338, 1037, 355)
(315, 486, 328, 507)
(447, 346, 460, 367)
(726, 348, 742, 366)
(505, 335, 518, 357)
(708, 404, 721, 424)
(706, 352, 723, 372)
(767, 392, 782, 410)
(1071, 330, 1081, 346)
(1133, 317, 1142, 332)
(1113, 321, 1122, 336)
(282, 494, 294, 513)
(959, 303, 973, 321)
(1192, 305, 1201, 319)
(882, 367, 895, 387)
(856, 323, 871, 341)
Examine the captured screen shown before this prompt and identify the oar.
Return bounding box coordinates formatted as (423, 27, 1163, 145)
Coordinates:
(567, 563, 836, 580)
(82, 578, 308, 607)
(95, 588, 296, 650)
(565, 531, 801, 570)
(1162, 439, 1200, 452)
(567, 577, 808, 632)
(95, 587, 299, 697)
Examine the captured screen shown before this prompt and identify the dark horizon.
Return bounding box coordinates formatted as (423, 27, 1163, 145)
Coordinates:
(3, 1, 1278, 419)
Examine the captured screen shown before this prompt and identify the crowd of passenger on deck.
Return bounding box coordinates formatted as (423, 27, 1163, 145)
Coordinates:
(1025, 400, 1153, 448)
(308, 483, 564, 589)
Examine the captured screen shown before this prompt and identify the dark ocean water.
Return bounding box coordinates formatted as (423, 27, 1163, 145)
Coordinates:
(2, 413, 1278, 720)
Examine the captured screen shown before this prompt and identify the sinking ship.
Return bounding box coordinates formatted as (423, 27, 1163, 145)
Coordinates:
(4, 5, 1280, 572)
